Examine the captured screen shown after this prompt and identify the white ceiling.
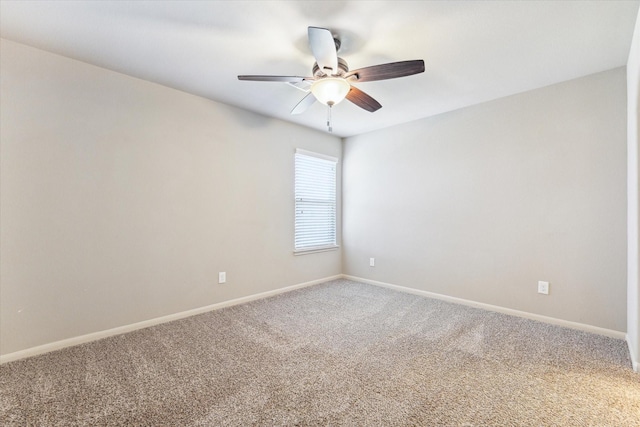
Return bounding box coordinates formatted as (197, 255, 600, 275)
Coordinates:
(1, 1, 639, 137)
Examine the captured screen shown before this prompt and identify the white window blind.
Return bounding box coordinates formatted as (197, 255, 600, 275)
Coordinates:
(295, 149, 338, 253)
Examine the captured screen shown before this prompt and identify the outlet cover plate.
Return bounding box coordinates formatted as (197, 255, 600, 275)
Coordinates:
(219, 272, 226, 284)
(538, 281, 549, 295)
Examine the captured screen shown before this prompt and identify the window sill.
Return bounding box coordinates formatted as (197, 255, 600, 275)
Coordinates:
(293, 245, 340, 256)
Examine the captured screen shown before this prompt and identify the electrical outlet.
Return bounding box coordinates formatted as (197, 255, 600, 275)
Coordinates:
(369, 258, 375, 267)
(538, 281, 549, 295)
(218, 272, 226, 284)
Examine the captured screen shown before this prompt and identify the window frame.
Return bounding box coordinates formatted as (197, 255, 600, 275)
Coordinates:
(293, 148, 339, 255)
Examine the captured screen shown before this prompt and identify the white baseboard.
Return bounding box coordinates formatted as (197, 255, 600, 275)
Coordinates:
(2, 274, 631, 367)
(342, 275, 627, 341)
(626, 335, 639, 372)
(0, 274, 341, 365)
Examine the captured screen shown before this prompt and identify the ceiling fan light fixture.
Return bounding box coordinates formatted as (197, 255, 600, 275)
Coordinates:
(311, 77, 350, 106)
(238, 27, 425, 121)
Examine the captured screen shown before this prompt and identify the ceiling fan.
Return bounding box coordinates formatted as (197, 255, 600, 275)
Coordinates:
(238, 27, 425, 131)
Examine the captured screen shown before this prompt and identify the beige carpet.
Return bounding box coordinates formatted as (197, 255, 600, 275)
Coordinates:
(1, 279, 639, 426)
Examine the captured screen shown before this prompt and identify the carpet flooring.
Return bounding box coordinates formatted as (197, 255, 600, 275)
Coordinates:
(1, 279, 639, 426)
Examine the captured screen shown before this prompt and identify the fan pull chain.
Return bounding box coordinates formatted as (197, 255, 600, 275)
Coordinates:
(327, 105, 333, 133)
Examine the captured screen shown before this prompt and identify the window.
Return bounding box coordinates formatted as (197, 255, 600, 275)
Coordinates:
(294, 149, 338, 253)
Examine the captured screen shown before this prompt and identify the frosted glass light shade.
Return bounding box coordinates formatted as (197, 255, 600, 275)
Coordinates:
(311, 78, 350, 106)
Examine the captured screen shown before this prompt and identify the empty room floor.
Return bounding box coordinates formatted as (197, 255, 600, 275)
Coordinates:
(1, 279, 638, 426)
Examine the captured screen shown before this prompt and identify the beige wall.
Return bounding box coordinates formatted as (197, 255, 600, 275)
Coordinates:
(0, 37, 631, 357)
(343, 68, 627, 332)
(0, 39, 342, 355)
(627, 8, 640, 371)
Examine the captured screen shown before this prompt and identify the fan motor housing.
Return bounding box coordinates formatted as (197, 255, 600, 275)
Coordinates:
(313, 57, 349, 78)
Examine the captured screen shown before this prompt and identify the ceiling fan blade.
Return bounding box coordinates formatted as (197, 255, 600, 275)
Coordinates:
(288, 80, 313, 92)
(238, 75, 308, 82)
(308, 27, 338, 76)
(345, 86, 382, 112)
(344, 60, 425, 82)
(291, 92, 317, 115)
